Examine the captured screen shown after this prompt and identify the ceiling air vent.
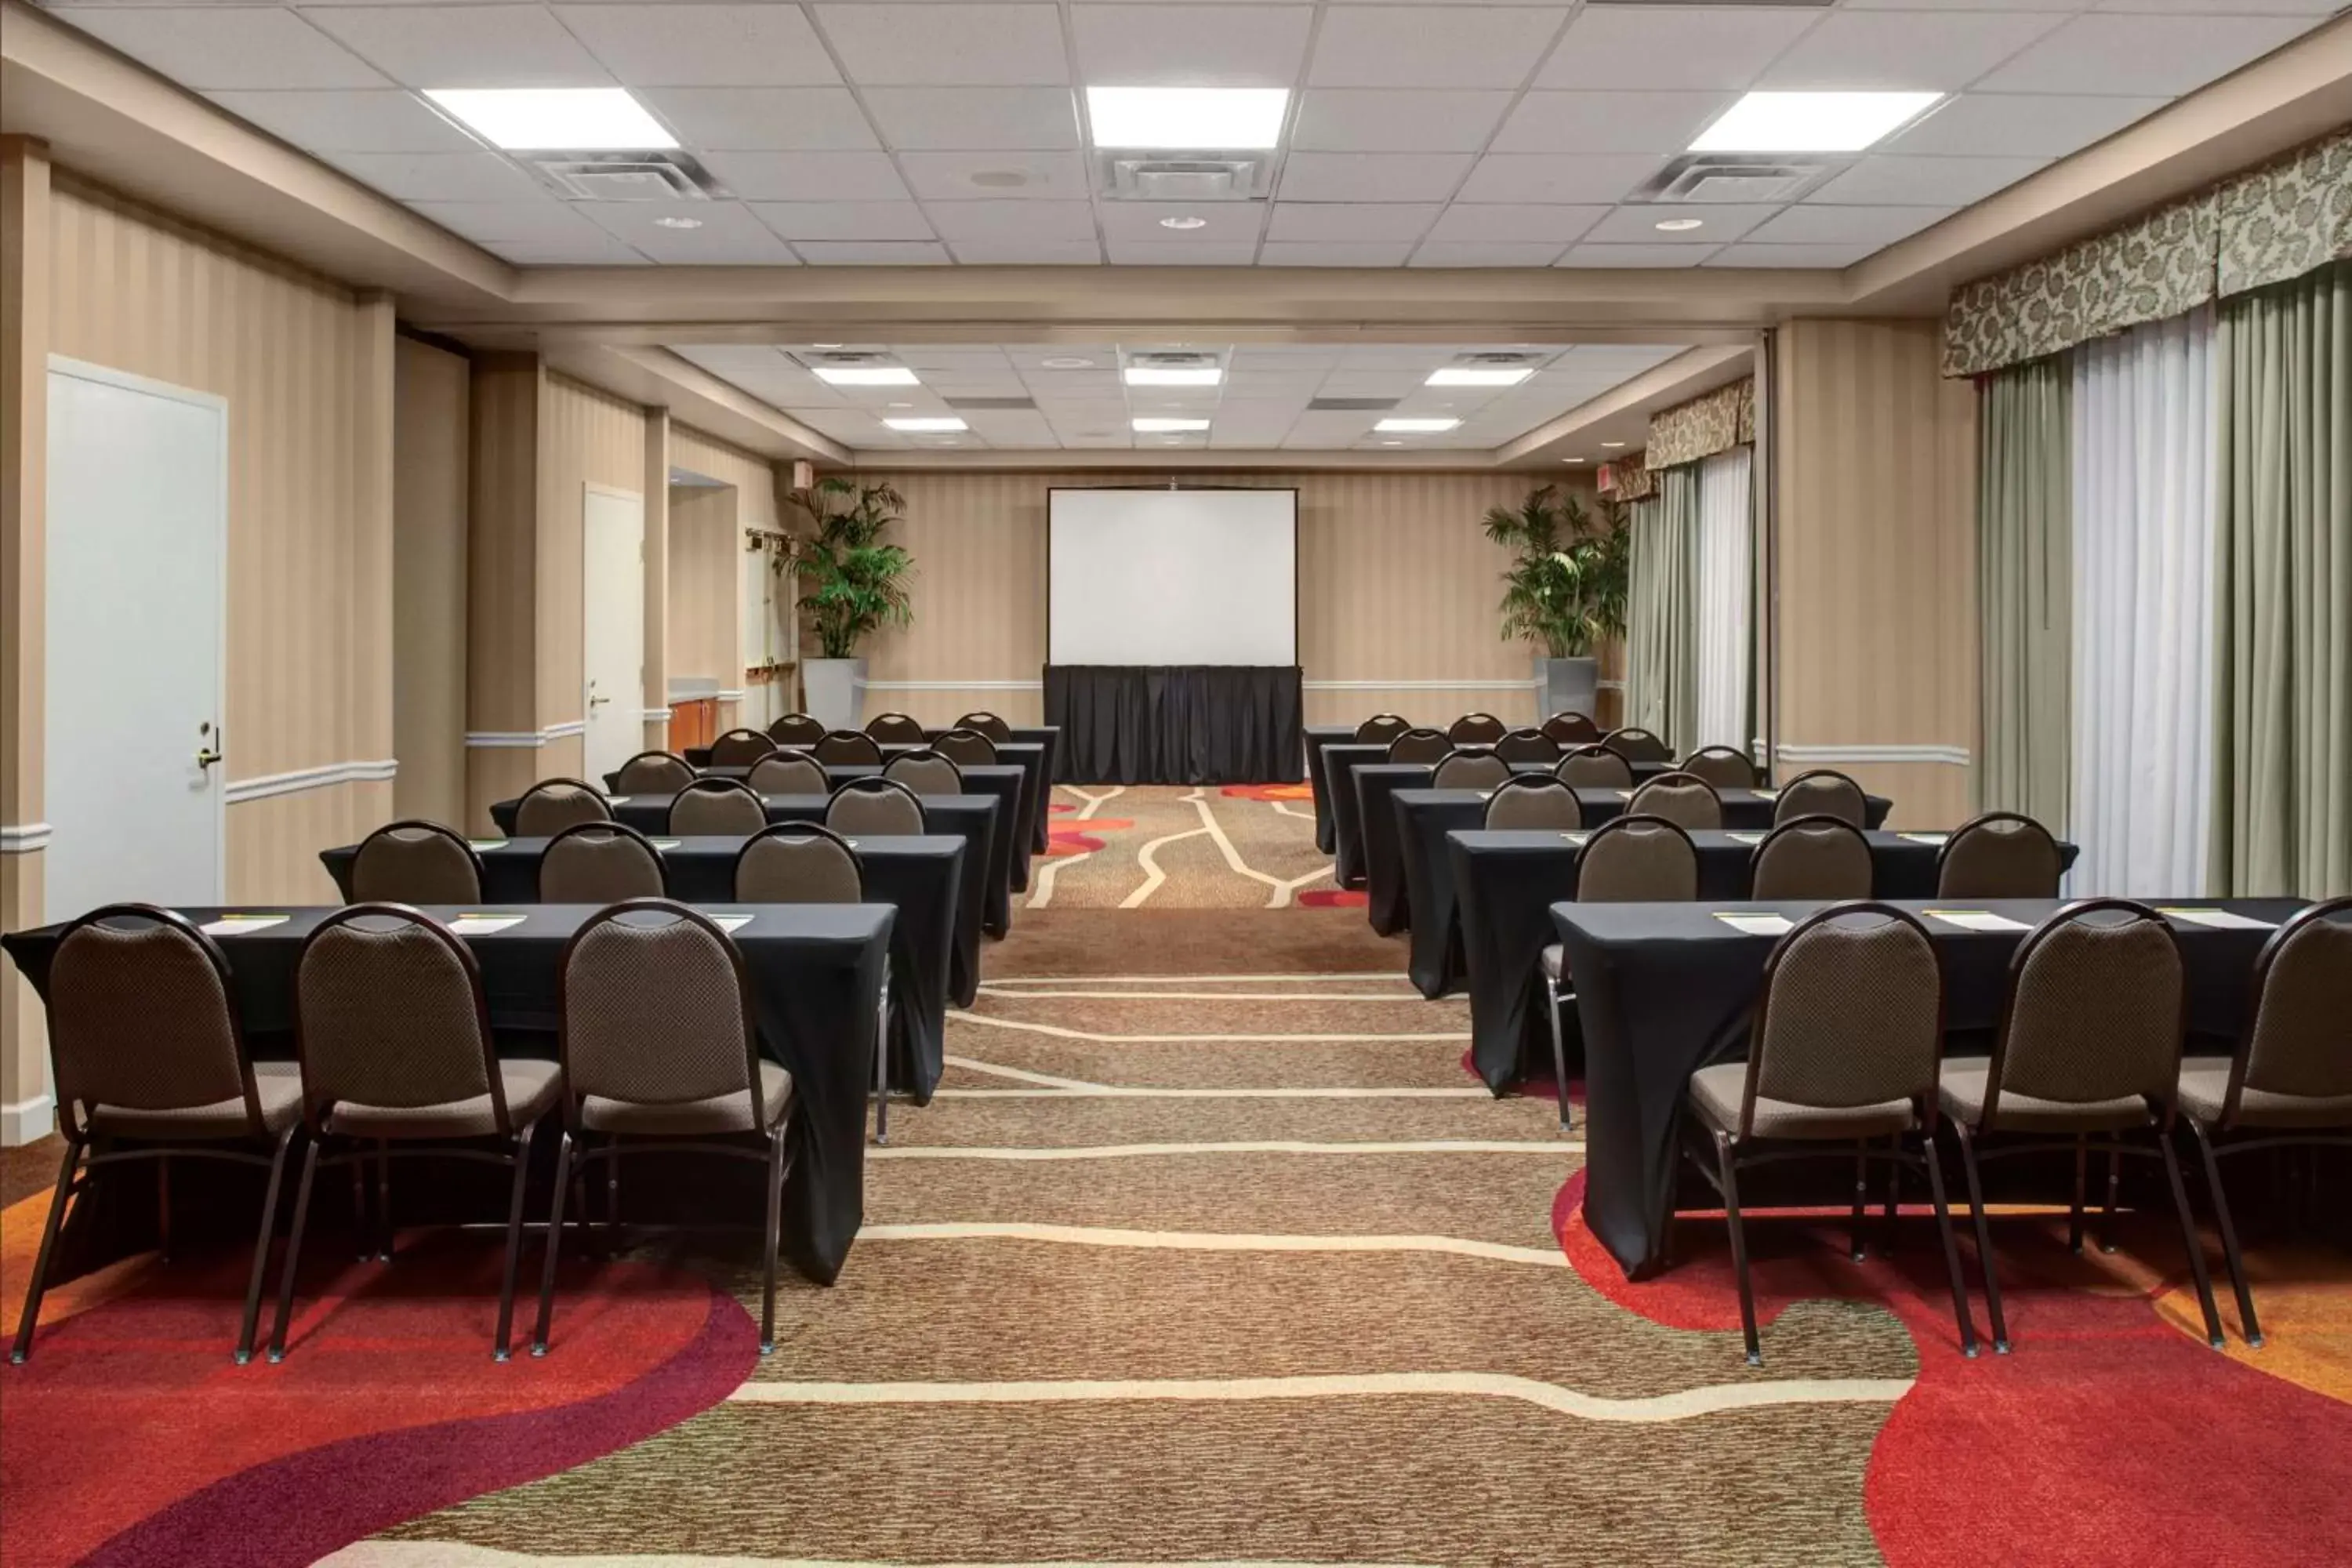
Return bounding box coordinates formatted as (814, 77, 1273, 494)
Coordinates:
(1308, 397, 1400, 412)
(796, 350, 898, 370)
(524, 151, 723, 202)
(1129, 350, 1221, 371)
(1098, 154, 1272, 202)
(1588, 0, 1830, 7)
(1634, 154, 1839, 205)
(945, 397, 1038, 411)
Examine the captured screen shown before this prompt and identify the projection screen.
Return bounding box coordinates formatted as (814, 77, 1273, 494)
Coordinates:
(1047, 488, 1298, 665)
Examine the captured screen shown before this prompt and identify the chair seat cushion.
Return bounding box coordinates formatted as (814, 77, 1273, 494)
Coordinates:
(2176, 1055, 2352, 1130)
(328, 1059, 563, 1140)
(1541, 944, 1565, 983)
(86, 1060, 305, 1140)
(581, 1060, 792, 1136)
(1688, 1061, 1915, 1141)
(1938, 1062, 2150, 1134)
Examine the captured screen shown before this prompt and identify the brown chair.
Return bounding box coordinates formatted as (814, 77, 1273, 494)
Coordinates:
(1483, 776, 1583, 831)
(11, 906, 302, 1366)
(814, 730, 884, 767)
(731, 825, 891, 1142)
(534, 902, 792, 1356)
(1684, 904, 1977, 1364)
(1541, 711, 1601, 746)
(1749, 815, 1874, 901)
(932, 728, 997, 767)
(1628, 771, 1724, 831)
(514, 779, 611, 837)
(707, 728, 779, 768)
(1432, 750, 1512, 791)
(1555, 744, 1634, 789)
(1602, 726, 1671, 764)
(2174, 898, 2352, 1348)
(669, 777, 768, 837)
(1681, 746, 1757, 791)
(1774, 769, 1869, 829)
(953, 711, 1013, 742)
(1541, 816, 1700, 1132)
(350, 821, 483, 904)
(1353, 713, 1410, 745)
(615, 750, 695, 795)
(269, 906, 560, 1362)
(746, 751, 829, 796)
(1939, 900, 2220, 1354)
(540, 822, 666, 902)
(1386, 728, 1451, 765)
(768, 713, 829, 746)
(1494, 728, 1562, 764)
(826, 777, 926, 837)
(866, 712, 928, 745)
(884, 749, 964, 797)
(1447, 713, 1508, 745)
(1937, 812, 2063, 898)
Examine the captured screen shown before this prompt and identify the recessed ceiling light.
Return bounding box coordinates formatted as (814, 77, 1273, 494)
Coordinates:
(968, 169, 1030, 189)
(1561, 457, 1588, 464)
(886, 416, 968, 433)
(1158, 215, 1210, 231)
(654, 216, 703, 230)
(1125, 365, 1221, 387)
(1133, 417, 1210, 433)
(1690, 91, 1942, 154)
(1653, 218, 1704, 233)
(1380, 440, 1404, 446)
(1087, 86, 1288, 151)
(1600, 440, 1627, 449)
(1375, 417, 1461, 434)
(814, 366, 920, 387)
(1042, 356, 1095, 369)
(812, 342, 844, 349)
(423, 88, 674, 151)
(1427, 367, 1533, 387)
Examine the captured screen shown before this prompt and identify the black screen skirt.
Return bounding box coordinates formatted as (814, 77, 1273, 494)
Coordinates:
(1044, 665, 1305, 786)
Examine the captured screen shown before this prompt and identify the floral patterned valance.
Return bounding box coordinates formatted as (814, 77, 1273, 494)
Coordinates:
(1598, 453, 1656, 501)
(2216, 131, 2352, 297)
(1645, 377, 1754, 470)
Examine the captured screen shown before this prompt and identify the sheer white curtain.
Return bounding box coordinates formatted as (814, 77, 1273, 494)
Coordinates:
(1694, 446, 1753, 752)
(2070, 308, 2218, 895)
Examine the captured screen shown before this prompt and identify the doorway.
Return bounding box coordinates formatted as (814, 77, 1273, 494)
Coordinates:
(582, 483, 646, 784)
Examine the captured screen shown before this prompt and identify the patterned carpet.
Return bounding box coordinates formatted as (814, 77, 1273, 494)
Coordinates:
(4, 785, 2349, 1566)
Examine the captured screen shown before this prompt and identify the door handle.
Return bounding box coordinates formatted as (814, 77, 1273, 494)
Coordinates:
(196, 746, 224, 769)
(589, 692, 612, 709)
(197, 722, 223, 771)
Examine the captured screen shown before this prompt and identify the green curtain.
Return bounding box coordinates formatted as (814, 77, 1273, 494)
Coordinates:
(1624, 467, 1700, 757)
(1976, 357, 2073, 829)
(2209, 260, 2352, 898)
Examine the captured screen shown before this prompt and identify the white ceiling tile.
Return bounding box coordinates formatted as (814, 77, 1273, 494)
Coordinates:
(325, 150, 543, 201)
(949, 241, 1106, 263)
(1973, 15, 2317, 96)
(1578, 202, 1776, 244)
(1880, 92, 2166, 158)
(793, 241, 954, 265)
(748, 201, 938, 241)
(482, 233, 651, 265)
(862, 88, 1080, 151)
(51, 9, 389, 90)
(411, 198, 608, 243)
(1072, 4, 1313, 89)
(1267, 203, 1443, 242)
(1102, 241, 1261, 264)
(1098, 202, 1266, 242)
(922, 201, 1099, 242)
(1277, 152, 1475, 202)
(815, 4, 1069, 87)
(578, 199, 801, 262)
(1308, 7, 1573, 89)
(1705, 241, 1881, 267)
(1409, 241, 1570, 267)
(1842, 0, 2092, 9)
(554, 5, 839, 89)
(1492, 92, 1734, 155)
(1535, 9, 1820, 92)
(303, 5, 609, 89)
(206, 89, 478, 152)
(1290, 90, 1515, 154)
(2093, 0, 2339, 11)
(637, 88, 880, 151)
(896, 151, 1092, 201)
(699, 151, 910, 201)
(1455, 154, 1664, 205)
(1425, 204, 1606, 242)
(1258, 241, 1416, 267)
(1810, 154, 2048, 207)
(1555, 244, 1719, 268)
(1760, 13, 2069, 91)
(1744, 204, 1954, 245)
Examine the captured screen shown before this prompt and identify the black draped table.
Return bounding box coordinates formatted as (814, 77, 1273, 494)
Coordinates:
(323, 835, 965, 1100)
(1550, 897, 2315, 1279)
(678, 738, 1055, 861)
(1324, 750, 1679, 891)
(492, 789, 1008, 943)
(1045, 665, 1303, 786)
(1, 902, 894, 1286)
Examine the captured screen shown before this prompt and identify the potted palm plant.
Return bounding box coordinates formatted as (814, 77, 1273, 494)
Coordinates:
(1483, 485, 1629, 721)
(788, 476, 916, 728)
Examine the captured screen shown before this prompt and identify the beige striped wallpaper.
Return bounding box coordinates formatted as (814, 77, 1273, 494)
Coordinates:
(394, 335, 469, 826)
(672, 424, 785, 726)
(668, 484, 739, 699)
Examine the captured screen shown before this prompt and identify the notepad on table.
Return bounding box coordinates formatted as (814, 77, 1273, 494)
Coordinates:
(1560, 831, 1590, 845)
(1614, 789, 1636, 799)
(649, 837, 683, 849)
(1713, 912, 1792, 936)
(603, 795, 630, 805)
(200, 913, 289, 936)
(1476, 788, 1497, 799)
(710, 914, 754, 933)
(448, 913, 526, 935)
(1750, 789, 1777, 800)
(468, 838, 508, 850)
(2157, 907, 2278, 931)
(1924, 909, 2031, 933)
(1725, 830, 1766, 844)
(1899, 832, 1950, 846)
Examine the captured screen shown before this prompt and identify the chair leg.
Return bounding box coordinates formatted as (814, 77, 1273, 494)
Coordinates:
(157, 1155, 172, 1265)
(492, 1121, 537, 1362)
(2067, 1134, 2088, 1255)
(233, 1127, 298, 1365)
(350, 1156, 372, 1261)
(532, 1131, 575, 1357)
(1849, 1141, 1869, 1263)
(1544, 982, 1572, 1134)
(606, 1151, 622, 1254)
(2186, 1120, 2260, 1347)
(1920, 1131, 1978, 1359)
(1882, 1132, 1901, 1255)
(759, 1132, 786, 1355)
(374, 1140, 393, 1262)
(873, 1006, 891, 1147)
(1952, 1123, 2009, 1353)
(1715, 1131, 1760, 1367)
(2156, 1128, 2225, 1350)
(10, 1134, 86, 1365)
(267, 1138, 327, 1363)
(2100, 1149, 2122, 1254)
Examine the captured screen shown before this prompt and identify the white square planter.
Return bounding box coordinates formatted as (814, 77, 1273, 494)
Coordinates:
(802, 657, 866, 730)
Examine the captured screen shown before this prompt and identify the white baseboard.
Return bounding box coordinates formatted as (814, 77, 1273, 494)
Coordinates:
(2, 1092, 56, 1146)
(1772, 742, 1973, 768)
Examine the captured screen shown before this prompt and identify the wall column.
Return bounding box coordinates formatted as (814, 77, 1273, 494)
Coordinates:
(642, 408, 670, 748)
(464, 352, 546, 830)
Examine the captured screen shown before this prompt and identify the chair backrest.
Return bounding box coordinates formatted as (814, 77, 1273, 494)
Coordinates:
(1555, 744, 1634, 789)
(1680, 746, 1756, 790)
(1432, 750, 1512, 791)
(540, 822, 666, 902)
(1578, 815, 1699, 902)
(1985, 900, 2184, 1129)
(1447, 713, 1508, 745)
(954, 710, 1013, 742)
(746, 751, 829, 796)
(2224, 897, 2352, 1121)
(45, 905, 259, 1132)
(1742, 904, 1944, 1131)
(296, 906, 501, 1128)
(514, 778, 612, 837)
(825, 777, 926, 836)
(1774, 768, 1868, 829)
(1483, 776, 1583, 830)
(813, 729, 884, 766)
(733, 823, 864, 904)
(707, 728, 779, 768)
(1749, 815, 1874, 901)
(560, 901, 767, 1122)
(866, 712, 928, 744)
(1628, 771, 1723, 831)
(615, 750, 696, 795)
(884, 749, 964, 797)
(350, 820, 482, 904)
(767, 713, 829, 747)
(1937, 811, 2063, 898)
(1494, 728, 1561, 764)
(1353, 713, 1410, 745)
(932, 728, 998, 767)
(1541, 711, 1601, 746)
(1387, 728, 1451, 764)
(1602, 726, 1671, 764)
(668, 777, 768, 837)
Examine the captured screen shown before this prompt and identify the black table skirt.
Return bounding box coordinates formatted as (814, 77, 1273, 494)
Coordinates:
(493, 791, 1007, 945)
(935, 728, 1058, 855)
(322, 837, 964, 1102)
(1046, 665, 1304, 786)
(1303, 726, 1357, 855)
(1325, 750, 1682, 891)
(1550, 897, 2314, 1279)
(0, 903, 893, 1287)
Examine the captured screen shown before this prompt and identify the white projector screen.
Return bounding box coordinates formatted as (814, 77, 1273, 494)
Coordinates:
(1048, 488, 1298, 665)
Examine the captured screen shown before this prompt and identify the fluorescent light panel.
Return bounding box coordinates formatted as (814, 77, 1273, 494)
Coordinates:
(424, 88, 675, 151)
(1690, 92, 1941, 154)
(884, 417, 967, 432)
(1426, 368, 1533, 388)
(1124, 367, 1223, 387)
(1132, 417, 1210, 433)
(1087, 87, 1288, 151)
(814, 366, 921, 387)
(1375, 418, 1461, 434)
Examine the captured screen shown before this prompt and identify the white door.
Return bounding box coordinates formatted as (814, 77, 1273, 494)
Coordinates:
(44, 358, 227, 920)
(583, 485, 646, 782)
